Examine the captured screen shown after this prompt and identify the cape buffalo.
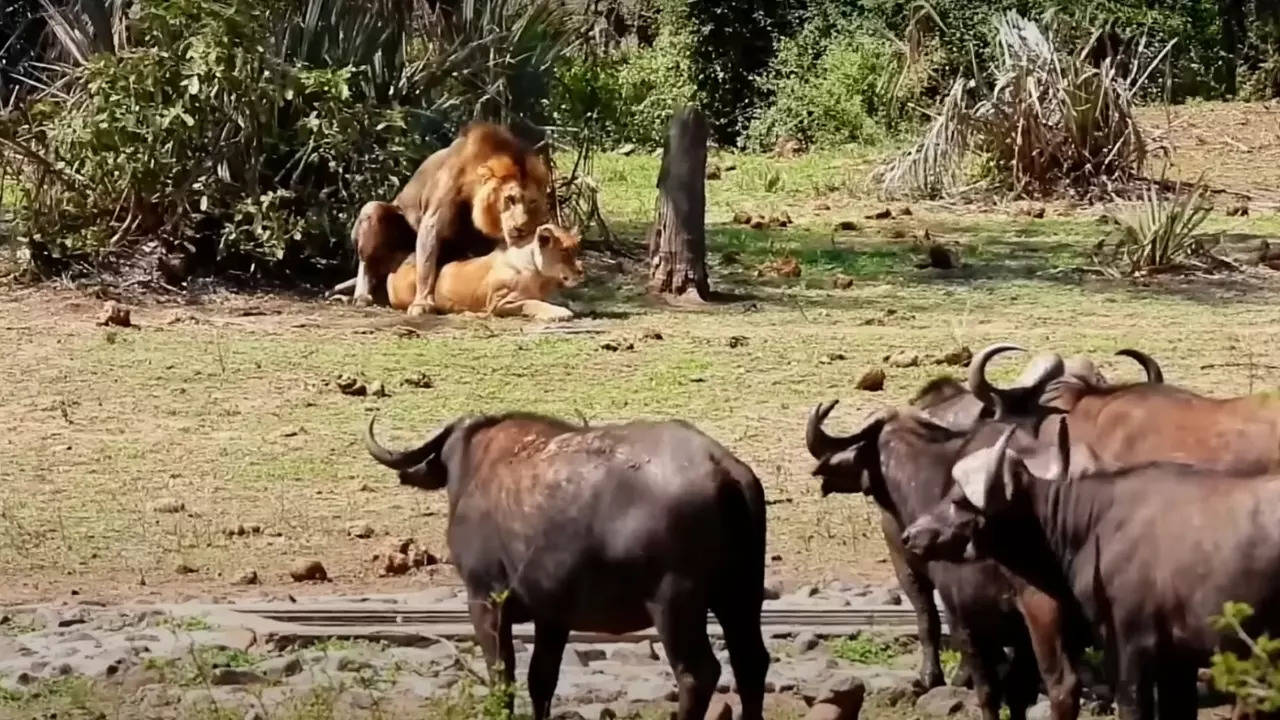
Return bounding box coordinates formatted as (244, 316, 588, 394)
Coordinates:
(363, 413, 769, 720)
(902, 421, 1280, 720)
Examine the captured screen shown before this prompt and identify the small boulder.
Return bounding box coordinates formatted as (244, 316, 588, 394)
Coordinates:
(382, 553, 411, 576)
(793, 631, 821, 655)
(916, 686, 971, 717)
(805, 701, 856, 720)
(855, 369, 885, 392)
(97, 301, 132, 327)
(835, 220, 860, 232)
(288, 559, 327, 582)
(732, 211, 753, 225)
(346, 522, 374, 539)
(803, 673, 865, 712)
(933, 346, 972, 367)
(402, 371, 434, 389)
(149, 498, 185, 514)
(232, 569, 259, 586)
(255, 656, 302, 681)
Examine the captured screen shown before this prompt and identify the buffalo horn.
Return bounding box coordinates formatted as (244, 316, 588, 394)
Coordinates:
(967, 343, 1027, 409)
(1115, 349, 1164, 384)
(806, 401, 890, 460)
(364, 416, 451, 470)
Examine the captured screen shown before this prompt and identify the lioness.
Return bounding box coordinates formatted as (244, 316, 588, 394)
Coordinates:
(387, 223, 583, 321)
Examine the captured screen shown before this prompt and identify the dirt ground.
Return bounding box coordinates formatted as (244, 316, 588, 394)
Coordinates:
(3, 101, 1280, 607)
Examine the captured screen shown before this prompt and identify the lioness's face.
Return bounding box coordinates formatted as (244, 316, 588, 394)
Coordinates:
(536, 225, 584, 288)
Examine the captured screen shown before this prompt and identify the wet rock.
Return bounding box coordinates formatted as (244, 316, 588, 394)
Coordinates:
(916, 686, 972, 717)
(288, 559, 327, 582)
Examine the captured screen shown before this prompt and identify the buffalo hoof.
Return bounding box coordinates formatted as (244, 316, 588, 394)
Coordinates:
(353, 294, 373, 308)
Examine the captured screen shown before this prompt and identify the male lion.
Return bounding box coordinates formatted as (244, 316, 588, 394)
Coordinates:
(386, 222, 583, 321)
(347, 123, 550, 312)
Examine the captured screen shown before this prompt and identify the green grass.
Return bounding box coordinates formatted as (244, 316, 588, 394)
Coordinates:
(829, 633, 906, 665)
(2, 141, 1280, 602)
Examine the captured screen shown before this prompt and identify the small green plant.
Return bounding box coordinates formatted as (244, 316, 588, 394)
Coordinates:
(829, 632, 903, 665)
(1093, 178, 1213, 275)
(940, 647, 963, 678)
(1211, 601, 1280, 715)
(160, 614, 213, 632)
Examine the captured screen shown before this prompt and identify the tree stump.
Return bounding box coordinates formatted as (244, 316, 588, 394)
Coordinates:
(647, 106, 710, 300)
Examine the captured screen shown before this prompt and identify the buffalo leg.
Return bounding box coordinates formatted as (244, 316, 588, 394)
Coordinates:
(954, 625, 1006, 720)
(529, 621, 569, 720)
(1155, 660, 1197, 720)
(1114, 644, 1154, 720)
(1016, 586, 1080, 720)
(881, 512, 946, 689)
(1005, 631, 1043, 720)
(649, 580, 719, 720)
(712, 599, 768, 720)
(468, 594, 516, 713)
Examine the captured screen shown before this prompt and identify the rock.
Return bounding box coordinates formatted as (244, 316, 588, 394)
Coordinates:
(1028, 700, 1052, 720)
(409, 548, 438, 568)
(835, 220, 860, 231)
(793, 631, 821, 654)
(806, 701, 856, 720)
(855, 369, 885, 392)
(288, 559, 327, 582)
(1226, 200, 1249, 217)
(732, 211, 752, 225)
(599, 340, 635, 352)
(774, 135, 805, 158)
(916, 686, 971, 717)
(149, 498, 185, 514)
(97, 301, 132, 327)
(255, 656, 302, 680)
(367, 381, 388, 398)
(897, 206, 914, 217)
(608, 642, 659, 663)
(862, 587, 902, 606)
(625, 679, 675, 703)
(382, 553, 411, 576)
(341, 689, 375, 710)
(334, 374, 366, 396)
(886, 351, 920, 368)
(763, 579, 784, 600)
(402, 371, 434, 389)
(865, 208, 893, 220)
(777, 211, 793, 227)
(706, 695, 734, 720)
(813, 674, 866, 711)
(749, 217, 768, 230)
(706, 163, 722, 181)
(346, 522, 374, 539)
(575, 647, 607, 665)
(174, 562, 198, 575)
(818, 352, 847, 365)
(792, 585, 819, 599)
(232, 569, 259, 586)
(210, 668, 268, 686)
(933, 347, 972, 367)
(551, 711, 587, 720)
(615, 143, 637, 156)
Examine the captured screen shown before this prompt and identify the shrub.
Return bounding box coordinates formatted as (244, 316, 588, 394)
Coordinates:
(878, 12, 1169, 198)
(2, 0, 579, 284)
(1211, 601, 1280, 715)
(745, 15, 932, 151)
(1093, 178, 1212, 276)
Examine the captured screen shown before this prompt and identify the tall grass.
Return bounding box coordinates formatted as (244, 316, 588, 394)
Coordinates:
(878, 12, 1172, 198)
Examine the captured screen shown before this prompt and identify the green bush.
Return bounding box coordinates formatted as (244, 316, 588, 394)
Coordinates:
(551, 1, 697, 148)
(3, 0, 577, 283)
(1211, 601, 1280, 714)
(745, 16, 930, 151)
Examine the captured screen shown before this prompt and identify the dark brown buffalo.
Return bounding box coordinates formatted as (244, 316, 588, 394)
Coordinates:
(810, 399, 1085, 720)
(806, 346, 1157, 706)
(364, 413, 768, 720)
(901, 421, 1280, 720)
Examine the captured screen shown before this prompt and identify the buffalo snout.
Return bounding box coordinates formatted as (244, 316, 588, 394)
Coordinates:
(902, 508, 977, 562)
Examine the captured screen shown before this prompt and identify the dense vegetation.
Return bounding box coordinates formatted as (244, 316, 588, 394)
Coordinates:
(3, 0, 1280, 281)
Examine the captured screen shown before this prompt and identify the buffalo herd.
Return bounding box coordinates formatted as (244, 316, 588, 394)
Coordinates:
(362, 343, 1279, 720)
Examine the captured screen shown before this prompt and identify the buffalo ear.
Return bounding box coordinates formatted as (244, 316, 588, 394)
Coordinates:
(952, 426, 1016, 511)
(813, 443, 874, 494)
(1021, 416, 1071, 481)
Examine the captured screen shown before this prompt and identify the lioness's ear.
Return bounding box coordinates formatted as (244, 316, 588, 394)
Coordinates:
(536, 224, 556, 247)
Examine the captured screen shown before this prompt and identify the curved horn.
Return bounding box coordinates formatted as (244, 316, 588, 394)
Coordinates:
(364, 416, 450, 470)
(1115, 349, 1163, 384)
(968, 343, 1027, 408)
(806, 400, 851, 460)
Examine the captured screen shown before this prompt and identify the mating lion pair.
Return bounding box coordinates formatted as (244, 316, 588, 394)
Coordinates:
(335, 123, 582, 321)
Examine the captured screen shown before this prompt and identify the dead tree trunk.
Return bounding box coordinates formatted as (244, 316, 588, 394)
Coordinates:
(647, 106, 710, 299)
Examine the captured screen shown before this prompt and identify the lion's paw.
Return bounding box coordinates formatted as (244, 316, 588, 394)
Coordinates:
(536, 307, 575, 322)
(407, 300, 436, 317)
